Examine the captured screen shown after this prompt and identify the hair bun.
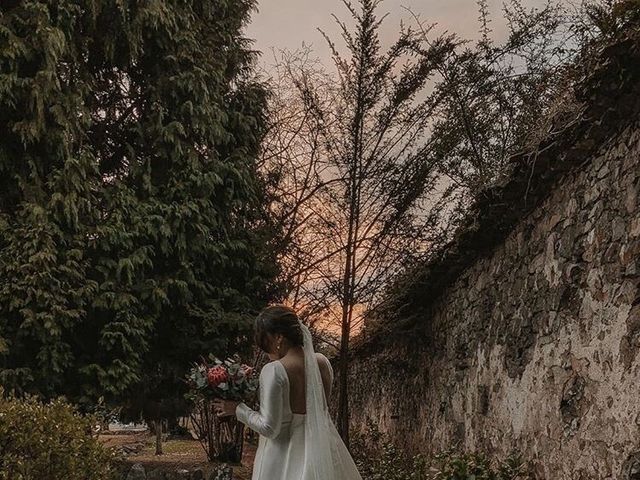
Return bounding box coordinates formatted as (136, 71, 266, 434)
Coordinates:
(254, 305, 304, 352)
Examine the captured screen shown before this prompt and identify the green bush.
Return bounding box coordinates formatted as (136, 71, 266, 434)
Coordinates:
(0, 391, 116, 480)
(428, 451, 528, 480)
(351, 420, 529, 480)
(351, 419, 428, 480)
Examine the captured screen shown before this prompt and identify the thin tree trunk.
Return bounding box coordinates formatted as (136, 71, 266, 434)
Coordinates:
(336, 212, 356, 446)
(337, 146, 360, 447)
(155, 419, 163, 455)
(337, 192, 356, 446)
(337, 305, 352, 447)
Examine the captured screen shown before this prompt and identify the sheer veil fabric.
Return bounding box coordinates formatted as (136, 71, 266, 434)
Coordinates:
(299, 322, 363, 480)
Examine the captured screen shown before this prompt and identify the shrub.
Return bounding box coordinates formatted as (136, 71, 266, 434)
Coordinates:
(351, 419, 429, 480)
(429, 450, 528, 480)
(351, 420, 529, 480)
(0, 390, 116, 480)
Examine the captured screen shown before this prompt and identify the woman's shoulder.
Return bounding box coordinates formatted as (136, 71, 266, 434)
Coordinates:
(315, 352, 331, 365)
(260, 360, 278, 374)
(260, 360, 287, 383)
(315, 352, 333, 375)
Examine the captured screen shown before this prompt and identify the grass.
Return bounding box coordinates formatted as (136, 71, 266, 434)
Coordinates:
(99, 432, 255, 479)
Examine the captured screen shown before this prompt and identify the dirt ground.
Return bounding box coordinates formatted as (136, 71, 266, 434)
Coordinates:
(99, 432, 256, 479)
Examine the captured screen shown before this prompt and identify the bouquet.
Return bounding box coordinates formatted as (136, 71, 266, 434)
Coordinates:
(186, 354, 258, 402)
(185, 354, 258, 463)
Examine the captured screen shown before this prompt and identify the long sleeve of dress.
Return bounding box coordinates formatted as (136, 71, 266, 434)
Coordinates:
(235, 362, 284, 440)
(316, 352, 334, 400)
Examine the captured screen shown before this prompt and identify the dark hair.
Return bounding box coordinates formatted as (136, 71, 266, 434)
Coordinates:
(254, 305, 304, 352)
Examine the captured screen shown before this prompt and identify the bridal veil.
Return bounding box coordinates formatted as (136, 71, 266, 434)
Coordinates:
(299, 322, 363, 480)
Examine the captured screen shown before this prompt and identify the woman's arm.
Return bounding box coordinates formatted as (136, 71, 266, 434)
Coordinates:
(235, 362, 284, 439)
(316, 353, 334, 401)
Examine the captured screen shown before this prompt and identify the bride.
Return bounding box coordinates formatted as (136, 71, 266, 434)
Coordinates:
(213, 305, 363, 480)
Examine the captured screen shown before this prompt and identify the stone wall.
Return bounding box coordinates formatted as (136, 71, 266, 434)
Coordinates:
(346, 120, 640, 479)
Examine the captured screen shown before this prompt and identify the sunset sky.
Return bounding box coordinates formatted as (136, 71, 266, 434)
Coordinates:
(245, 0, 551, 339)
(247, 0, 548, 67)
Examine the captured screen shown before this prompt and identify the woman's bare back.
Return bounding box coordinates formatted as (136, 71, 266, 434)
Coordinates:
(278, 350, 333, 414)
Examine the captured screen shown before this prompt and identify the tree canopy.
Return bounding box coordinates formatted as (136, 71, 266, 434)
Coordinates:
(0, 0, 278, 410)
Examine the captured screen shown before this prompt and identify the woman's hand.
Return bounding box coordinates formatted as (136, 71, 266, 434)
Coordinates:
(213, 398, 240, 417)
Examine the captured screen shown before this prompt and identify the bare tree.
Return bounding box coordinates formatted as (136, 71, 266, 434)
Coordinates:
(258, 50, 349, 331)
(261, 0, 461, 445)
(260, 0, 584, 445)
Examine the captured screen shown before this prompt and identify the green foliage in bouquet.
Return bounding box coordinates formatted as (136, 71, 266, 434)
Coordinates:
(0, 389, 116, 480)
(186, 354, 258, 402)
(185, 354, 257, 463)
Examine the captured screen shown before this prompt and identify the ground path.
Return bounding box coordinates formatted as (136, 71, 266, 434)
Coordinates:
(99, 432, 256, 479)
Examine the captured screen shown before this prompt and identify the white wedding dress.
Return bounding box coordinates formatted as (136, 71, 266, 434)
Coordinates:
(235, 324, 363, 480)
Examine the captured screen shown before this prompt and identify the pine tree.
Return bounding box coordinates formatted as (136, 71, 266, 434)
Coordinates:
(0, 0, 277, 413)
